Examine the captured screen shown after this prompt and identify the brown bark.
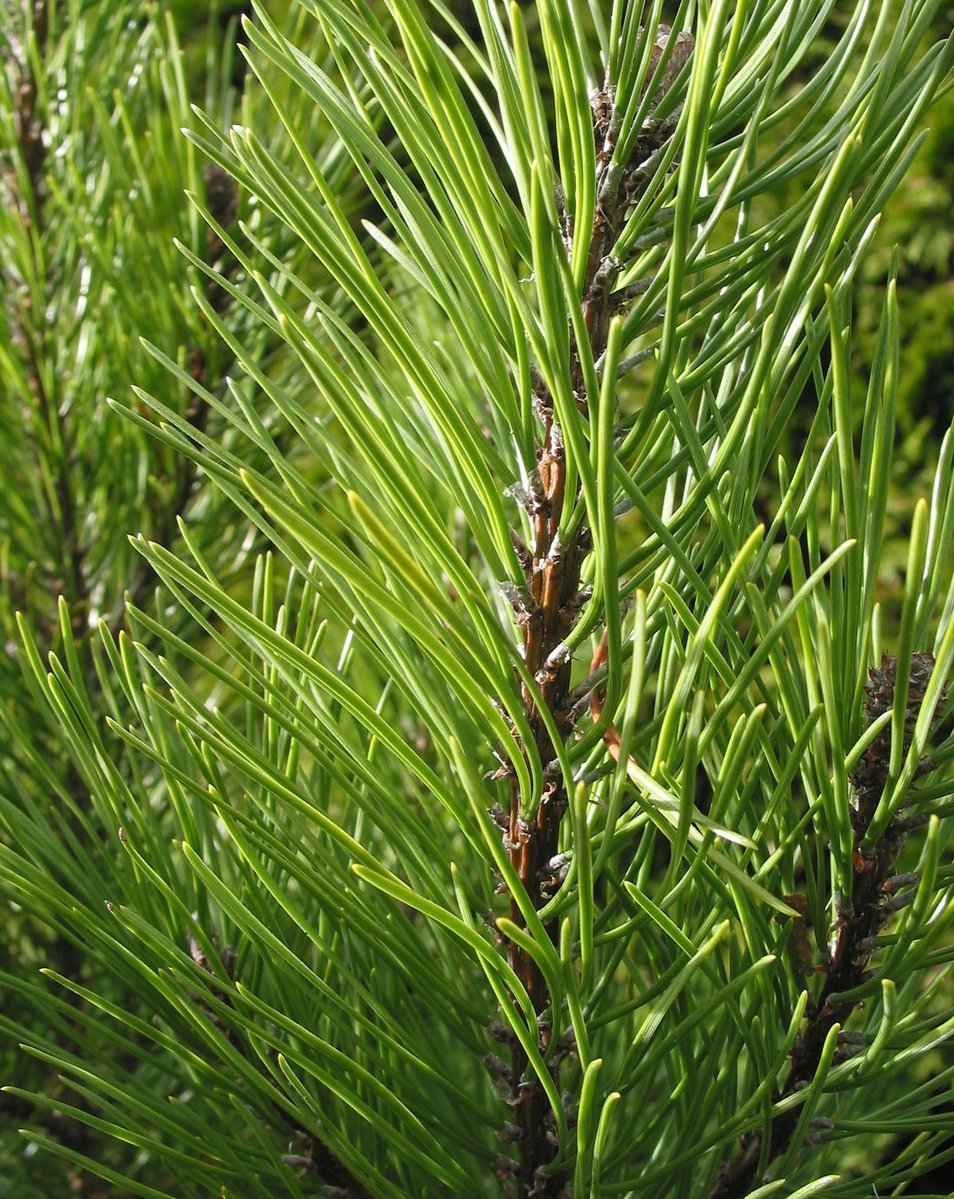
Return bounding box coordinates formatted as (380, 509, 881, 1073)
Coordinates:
(495, 29, 694, 1197)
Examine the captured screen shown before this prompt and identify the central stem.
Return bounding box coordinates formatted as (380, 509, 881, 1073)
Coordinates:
(504, 412, 586, 1194)
(494, 32, 693, 1196)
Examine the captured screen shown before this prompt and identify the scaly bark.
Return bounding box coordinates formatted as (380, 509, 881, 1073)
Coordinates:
(494, 28, 693, 1198)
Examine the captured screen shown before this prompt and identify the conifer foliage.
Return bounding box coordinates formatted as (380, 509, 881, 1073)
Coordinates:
(1, 2, 952, 1197)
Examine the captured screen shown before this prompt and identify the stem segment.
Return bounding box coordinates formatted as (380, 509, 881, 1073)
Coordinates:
(495, 31, 693, 1195)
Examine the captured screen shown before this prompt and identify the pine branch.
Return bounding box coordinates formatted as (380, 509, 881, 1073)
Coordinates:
(3, 0, 95, 1037)
(2, 5, 951, 1196)
(707, 652, 946, 1199)
(4, 0, 91, 642)
(497, 27, 692, 1197)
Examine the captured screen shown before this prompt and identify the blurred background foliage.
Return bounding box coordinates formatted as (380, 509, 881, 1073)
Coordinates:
(0, 3, 346, 1194)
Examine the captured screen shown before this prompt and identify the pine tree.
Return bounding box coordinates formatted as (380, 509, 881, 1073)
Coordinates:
(1, 3, 952, 1197)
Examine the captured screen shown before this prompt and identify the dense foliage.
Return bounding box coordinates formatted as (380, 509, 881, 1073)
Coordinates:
(1, 3, 952, 1197)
